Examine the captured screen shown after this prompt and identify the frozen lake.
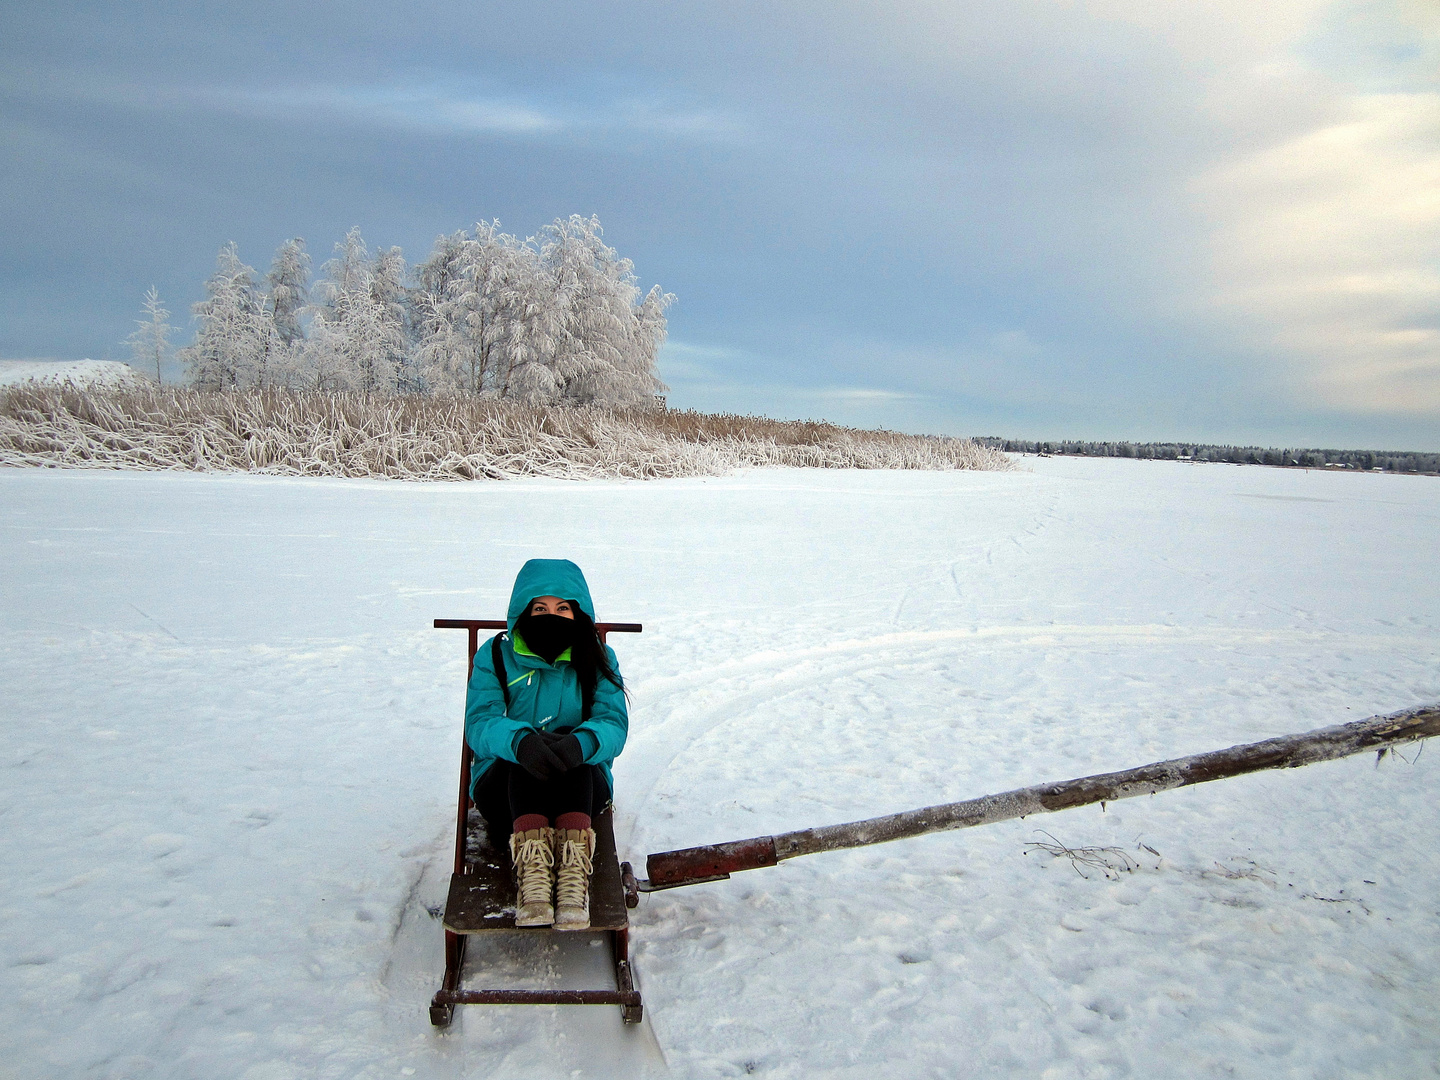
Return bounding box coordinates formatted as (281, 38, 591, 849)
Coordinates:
(2, 456, 1437, 1078)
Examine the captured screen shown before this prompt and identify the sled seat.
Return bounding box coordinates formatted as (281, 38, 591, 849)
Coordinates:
(443, 806, 630, 932)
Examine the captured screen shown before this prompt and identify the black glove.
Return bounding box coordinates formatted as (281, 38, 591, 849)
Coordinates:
(543, 732, 587, 772)
(515, 732, 566, 781)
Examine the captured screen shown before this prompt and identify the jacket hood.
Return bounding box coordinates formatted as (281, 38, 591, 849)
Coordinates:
(506, 559, 596, 630)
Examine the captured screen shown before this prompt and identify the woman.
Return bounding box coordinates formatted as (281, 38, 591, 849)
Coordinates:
(465, 558, 628, 930)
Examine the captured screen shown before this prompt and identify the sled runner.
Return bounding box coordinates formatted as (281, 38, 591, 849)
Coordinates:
(429, 618, 644, 1028)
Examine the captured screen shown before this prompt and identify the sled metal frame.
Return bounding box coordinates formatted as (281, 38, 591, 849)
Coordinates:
(429, 618, 645, 1028)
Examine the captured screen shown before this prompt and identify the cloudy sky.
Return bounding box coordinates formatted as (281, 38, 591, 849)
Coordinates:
(4, 1, 1438, 449)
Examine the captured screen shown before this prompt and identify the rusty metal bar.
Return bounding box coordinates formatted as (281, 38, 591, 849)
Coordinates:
(613, 925, 642, 1023)
(450, 628, 483, 877)
(437, 988, 643, 1006)
(644, 702, 1440, 892)
(645, 836, 778, 890)
(620, 861, 640, 908)
(452, 745, 472, 877)
(430, 931, 468, 1025)
(434, 618, 643, 635)
(436, 618, 506, 630)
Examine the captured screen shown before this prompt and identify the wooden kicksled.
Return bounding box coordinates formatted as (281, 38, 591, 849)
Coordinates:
(428, 618, 1439, 1029)
(428, 619, 644, 1028)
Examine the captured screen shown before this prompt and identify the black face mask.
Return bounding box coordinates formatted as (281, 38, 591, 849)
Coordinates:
(514, 612, 578, 664)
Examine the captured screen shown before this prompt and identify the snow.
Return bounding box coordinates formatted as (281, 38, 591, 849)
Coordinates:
(0, 359, 148, 389)
(1, 455, 1437, 1078)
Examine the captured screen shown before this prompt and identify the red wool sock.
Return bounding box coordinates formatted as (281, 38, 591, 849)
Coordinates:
(512, 814, 549, 833)
(555, 812, 591, 831)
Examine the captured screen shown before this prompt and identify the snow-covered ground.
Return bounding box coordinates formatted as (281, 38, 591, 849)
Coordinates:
(0, 359, 148, 389)
(2, 456, 1437, 1079)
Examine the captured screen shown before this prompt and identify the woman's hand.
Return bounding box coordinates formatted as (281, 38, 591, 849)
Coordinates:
(515, 732, 567, 780)
(543, 732, 587, 772)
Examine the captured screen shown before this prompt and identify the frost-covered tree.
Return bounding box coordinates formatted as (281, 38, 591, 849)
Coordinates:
(370, 244, 412, 390)
(319, 227, 371, 310)
(539, 215, 668, 407)
(176, 215, 671, 402)
(411, 230, 469, 394)
(258, 238, 310, 388)
(302, 228, 406, 393)
(414, 222, 550, 397)
(125, 286, 174, 383)
(410, 215, 669, 404)
(453, 222, 528, 395)
(180, 244, 271, 389)
(500, 252, 567, 404)
(295, 315, 357, 392)
(264, 239, 310, 345)
(635, 283, 675, 386)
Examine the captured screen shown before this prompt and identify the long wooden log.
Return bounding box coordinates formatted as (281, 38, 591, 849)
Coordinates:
(642, 703, 1440, 891)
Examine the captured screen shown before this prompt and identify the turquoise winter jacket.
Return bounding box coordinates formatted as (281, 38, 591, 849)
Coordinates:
(464, 559, 628, 798)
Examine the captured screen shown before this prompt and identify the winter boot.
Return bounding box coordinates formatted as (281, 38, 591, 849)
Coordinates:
(509, 827, 556, 927)
(552, 827, 596, 931)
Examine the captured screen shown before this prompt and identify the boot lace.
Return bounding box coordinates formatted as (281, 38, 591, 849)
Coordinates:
(556, 836, 594, 910)
(514, 836, 554, 909)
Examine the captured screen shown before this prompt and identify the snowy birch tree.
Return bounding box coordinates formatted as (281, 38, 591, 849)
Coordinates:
(411, 231, 469, 394)
(634, 283, 675, 392)
(125, 286, 174, 383)
(260, 238, 310, 388)
(264, 239, 310, 345)
(370, 245, 411, 391)
(295, 316, 355, 392)
(180, 244, 271, 389)
(413, 223, 553, 397)
(302, 228, 405, 393)
(451, 221, 523, 396)
(500, 258, 566, 404)
(539, 215, 668, 407)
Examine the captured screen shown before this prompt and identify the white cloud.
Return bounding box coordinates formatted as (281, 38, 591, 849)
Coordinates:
(1193, 90, 1440, 415)
(657, 339, 752, 380)
(0, 65, 743, 142)
(826, 0, 1440, 424)
(217, 83, 741, 140)
(166, 83, 561, 133)
(810, 387, 921, 403)
(310, 87, 562, 134)
(47, 73, 742, 143)
(659, 339, 922, 418)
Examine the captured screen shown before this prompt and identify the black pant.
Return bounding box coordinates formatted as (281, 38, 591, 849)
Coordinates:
(473, 761, 611, 839)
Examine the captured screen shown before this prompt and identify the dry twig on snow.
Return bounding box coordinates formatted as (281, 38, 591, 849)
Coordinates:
(1022, 831, 1139, 879)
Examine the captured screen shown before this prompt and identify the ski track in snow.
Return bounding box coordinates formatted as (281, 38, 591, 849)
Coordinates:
(1, 457, 1438, 1078)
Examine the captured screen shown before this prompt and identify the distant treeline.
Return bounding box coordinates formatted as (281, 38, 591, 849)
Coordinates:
(974, 438, 1440, 476)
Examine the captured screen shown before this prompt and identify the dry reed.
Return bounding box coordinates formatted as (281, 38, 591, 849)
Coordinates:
(0, 384, 1011, 481)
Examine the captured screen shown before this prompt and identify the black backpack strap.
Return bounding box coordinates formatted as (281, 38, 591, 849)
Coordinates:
(491, 634, 511, 712)
(581, 676, 594, 724)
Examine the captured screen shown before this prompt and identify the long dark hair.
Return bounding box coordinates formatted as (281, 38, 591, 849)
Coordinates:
(568, 607, 624, 707)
